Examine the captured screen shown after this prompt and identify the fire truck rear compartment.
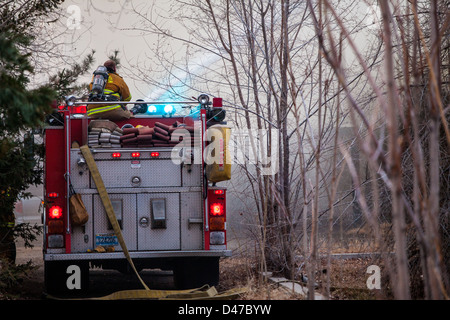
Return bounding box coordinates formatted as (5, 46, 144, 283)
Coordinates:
(44, 108, 230, 293)
(70, 149, 204, 254)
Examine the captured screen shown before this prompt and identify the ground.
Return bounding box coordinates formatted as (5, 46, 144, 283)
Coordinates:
(217, 254, 381, 300)
(1, 236, 384, 300)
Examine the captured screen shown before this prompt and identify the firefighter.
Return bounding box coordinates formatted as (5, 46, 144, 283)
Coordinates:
(87, 60, 133, 121)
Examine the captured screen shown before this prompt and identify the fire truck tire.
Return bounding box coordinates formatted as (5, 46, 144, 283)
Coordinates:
(44, 260, 89, 297)
(173, 257, 220, 289)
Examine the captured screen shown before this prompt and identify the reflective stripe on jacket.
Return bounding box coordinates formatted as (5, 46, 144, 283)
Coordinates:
(87, 104, 122, 116)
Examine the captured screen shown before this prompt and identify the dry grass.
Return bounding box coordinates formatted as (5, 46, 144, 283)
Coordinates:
(319, 258, 382, 300)
(219, 255, 386, 300)
(221, 233, 392, 300)
(218, 256, 305, 300)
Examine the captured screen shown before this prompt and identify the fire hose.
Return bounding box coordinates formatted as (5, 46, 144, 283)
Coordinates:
(80, 145, 149, 290)
(73, 145, 245, 300)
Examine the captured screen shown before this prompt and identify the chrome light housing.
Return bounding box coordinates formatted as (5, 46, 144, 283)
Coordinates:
(198, 94, 210, 105)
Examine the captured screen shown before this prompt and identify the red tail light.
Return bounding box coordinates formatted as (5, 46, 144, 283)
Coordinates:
(207, 188, 227, 244)
(48, 192, 59, 198)
(209, 202, 225, 231)
(72, 105, 86, 114)
(210, 203, 224, 216)
(151, 152, 160, 157)
(49, 206, 63, 219)
(112, 152, 121, 158)
(132, 152, 141, 158)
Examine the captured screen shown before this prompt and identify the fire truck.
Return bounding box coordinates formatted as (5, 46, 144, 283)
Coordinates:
(43, 94, 231, 295)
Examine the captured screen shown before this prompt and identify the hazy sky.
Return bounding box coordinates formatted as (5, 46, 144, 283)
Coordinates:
(56, 0, 378, 103)
(61, 0, 183, 99)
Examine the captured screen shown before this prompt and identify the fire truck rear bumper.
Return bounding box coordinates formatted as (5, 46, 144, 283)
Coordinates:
(44, 250, 232, 262)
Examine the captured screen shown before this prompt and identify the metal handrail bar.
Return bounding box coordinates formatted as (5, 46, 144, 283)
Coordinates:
(70, 100, 201, 106)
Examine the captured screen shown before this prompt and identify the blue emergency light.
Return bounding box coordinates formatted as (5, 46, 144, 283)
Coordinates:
(146, 104, 175, 116)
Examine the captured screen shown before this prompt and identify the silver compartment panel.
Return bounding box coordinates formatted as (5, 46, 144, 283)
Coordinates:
(180, 192, 203, 250)
(137, 193, 180, 250)
(69, 149, 204, 254)
(94, 159, 181, 188)
(92, 193, 137, 251)
(70, 194, 93, 253)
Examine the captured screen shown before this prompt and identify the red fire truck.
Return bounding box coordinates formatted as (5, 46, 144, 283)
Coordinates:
(43, 94, 231, 295)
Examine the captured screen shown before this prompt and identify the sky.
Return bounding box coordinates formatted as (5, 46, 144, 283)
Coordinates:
(56, 0, 379, 103)
(61, 0, 186, 100)
(19, 0, 200, 207)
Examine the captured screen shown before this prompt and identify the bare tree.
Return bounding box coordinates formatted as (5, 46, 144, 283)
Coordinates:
(124, 0, 449, 299)
(308, 0, 449, 299)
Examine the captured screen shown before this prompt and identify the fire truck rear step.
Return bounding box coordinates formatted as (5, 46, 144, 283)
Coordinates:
(44, 250, 231, 261)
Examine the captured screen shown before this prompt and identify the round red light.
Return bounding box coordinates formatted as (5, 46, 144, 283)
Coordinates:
(49, 206, 63, 219)
(210, 203, 224, 216)
(151, 152, 160, 157)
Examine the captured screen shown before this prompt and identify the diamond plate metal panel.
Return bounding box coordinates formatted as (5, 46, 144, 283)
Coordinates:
(180, 192, 203, 250)
(70, 150, 89, 189)
(90, 150, 173, 160)
(71, 194, 93, 253)
(181, 164, 202, 187)
(137, 193, 180, 250)
(92, 193, 137, 251)
(93, 160, 181, 188)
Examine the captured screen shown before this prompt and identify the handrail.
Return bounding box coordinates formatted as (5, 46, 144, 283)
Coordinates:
(69, 100, 201, 106)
